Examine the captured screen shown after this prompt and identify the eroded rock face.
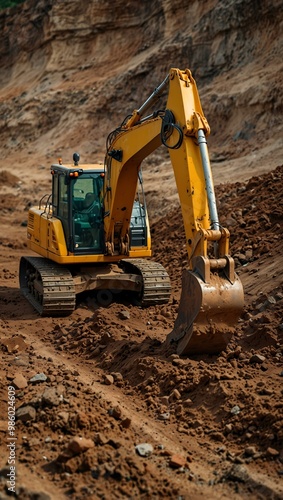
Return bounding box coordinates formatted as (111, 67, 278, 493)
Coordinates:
(1, 1, 281, 74)
(0, 0, 282, 173)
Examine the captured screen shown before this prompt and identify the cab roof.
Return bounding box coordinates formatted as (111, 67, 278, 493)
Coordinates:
(51, 163, 104, 174)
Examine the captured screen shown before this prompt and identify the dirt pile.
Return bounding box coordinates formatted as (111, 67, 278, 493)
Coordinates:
(151, 165, 283, 290)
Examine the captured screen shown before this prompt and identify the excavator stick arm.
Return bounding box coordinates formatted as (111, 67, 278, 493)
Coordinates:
(103, 67, 244, 354)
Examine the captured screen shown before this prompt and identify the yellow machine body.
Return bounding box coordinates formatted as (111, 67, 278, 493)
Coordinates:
(20, 68, 244, 354)
(26, 163, 151, 264)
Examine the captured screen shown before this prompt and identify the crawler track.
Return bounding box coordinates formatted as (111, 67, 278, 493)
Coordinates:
(19, 256, 76, 316)
(19, 256, 170, 316)
(120, 258, 171, 305)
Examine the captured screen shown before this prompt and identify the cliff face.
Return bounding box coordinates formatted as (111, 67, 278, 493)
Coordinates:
(0, 0, 282, 178)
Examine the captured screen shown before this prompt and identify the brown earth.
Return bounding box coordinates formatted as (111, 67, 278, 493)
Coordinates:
(0, 1, 283, 499)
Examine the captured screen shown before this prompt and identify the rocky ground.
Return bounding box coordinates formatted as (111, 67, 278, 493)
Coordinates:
(0, 0, 283, 498)
(0, 164, 282, 499)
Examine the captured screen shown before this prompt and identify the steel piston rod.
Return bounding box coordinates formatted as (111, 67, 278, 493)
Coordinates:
(198, 129, 220, 258)
(197, 129, 219, 230)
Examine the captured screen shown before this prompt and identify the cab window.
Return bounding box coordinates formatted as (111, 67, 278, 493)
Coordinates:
(72, 174, 104, 253)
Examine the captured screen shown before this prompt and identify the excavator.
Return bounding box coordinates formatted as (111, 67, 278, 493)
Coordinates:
(19, 68, 244, 355)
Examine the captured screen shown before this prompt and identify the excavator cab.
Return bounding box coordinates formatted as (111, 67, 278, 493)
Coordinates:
(50, 165, 104, 254)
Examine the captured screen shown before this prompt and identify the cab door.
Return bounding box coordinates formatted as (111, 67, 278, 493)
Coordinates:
(52, 172, 73, 251)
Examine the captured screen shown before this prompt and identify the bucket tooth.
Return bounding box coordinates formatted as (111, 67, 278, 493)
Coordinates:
(166, 268, 244, 355)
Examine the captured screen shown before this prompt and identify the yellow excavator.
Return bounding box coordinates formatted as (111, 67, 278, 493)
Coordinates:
(19, 68, 244, 355)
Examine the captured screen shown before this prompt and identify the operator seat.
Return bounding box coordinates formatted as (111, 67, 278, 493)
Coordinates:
(83, 192, 96, 210)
